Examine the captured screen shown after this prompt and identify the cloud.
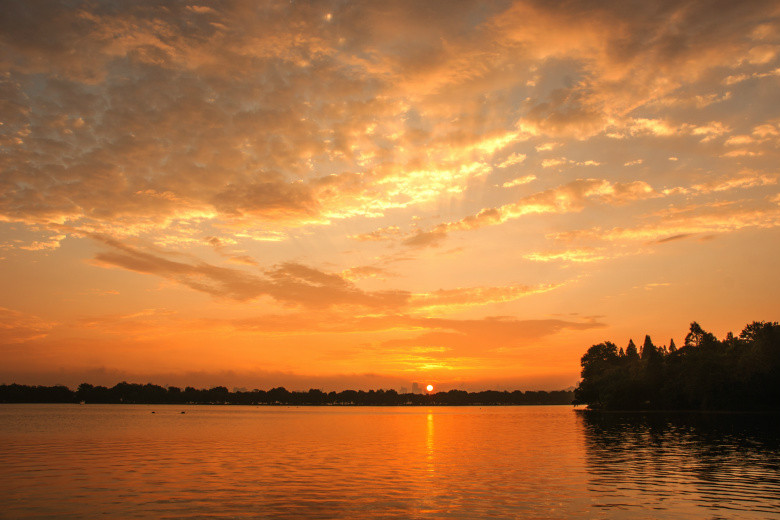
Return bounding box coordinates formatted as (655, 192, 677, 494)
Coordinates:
(542, 158, 567, 168)
(552, 198, 780, 244)
(520, 88, 606, 139)
(691, 171, 776, 193)
(409, 283, 563, 312)
(402, 228, 450, 248)
(0, 307, 56, 343)
(502, 175, 537, 188)
(341, 265, 393, 281)
(1, 0, 778, 254)
(655, 233, 696, 244)
(541, 157, 601, 168)
(210, 175, 321, 222)
(497, 152, 527, 168)
(350, 226, 403, 242)
(204, 235, 258, 266)
(497, 1, 779, 139)
(1, 233, 67, 252)
(524, 248, 611, 263)
(401, 178, 657, 248)
(89, 234, 562, 312)
(91, 234, 410, 309)
(606, 118, 733, 142)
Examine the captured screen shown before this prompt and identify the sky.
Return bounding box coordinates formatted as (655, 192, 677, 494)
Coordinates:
(1, 0, 780, 391)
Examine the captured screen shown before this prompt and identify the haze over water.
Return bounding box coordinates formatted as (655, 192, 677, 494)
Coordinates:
(1, 405, 778, 519)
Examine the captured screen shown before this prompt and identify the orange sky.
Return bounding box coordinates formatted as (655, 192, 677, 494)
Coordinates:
(1, 1, 779, 391)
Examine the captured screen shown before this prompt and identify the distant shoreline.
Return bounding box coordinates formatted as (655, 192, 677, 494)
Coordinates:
(0, 382, 575, 406)
(1, 402, 576, 407)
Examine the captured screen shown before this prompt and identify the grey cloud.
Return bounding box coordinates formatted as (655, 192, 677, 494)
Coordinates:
(502, 0, 780, 138)
(0, 2, 393, 230)
(2, 0, 777, 236)
(656, 233, 695, 243)
(211, 176, 319, 220)
(523, 86, 606, 138)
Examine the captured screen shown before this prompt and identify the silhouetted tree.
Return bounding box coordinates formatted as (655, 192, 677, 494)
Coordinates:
(575, 320, 780, 410)
(641, 335, 660, 361)
(573, 341, 621, 407)
(684, 321, 716, 349)
(625, 339, 639, 360)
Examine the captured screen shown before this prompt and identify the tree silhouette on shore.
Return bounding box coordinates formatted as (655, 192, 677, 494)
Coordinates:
(574, 320, 780, 410)
(0, 382, 574, 406)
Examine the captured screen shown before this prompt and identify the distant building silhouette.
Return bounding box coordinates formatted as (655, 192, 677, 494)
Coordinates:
(411, 382, 421, 394)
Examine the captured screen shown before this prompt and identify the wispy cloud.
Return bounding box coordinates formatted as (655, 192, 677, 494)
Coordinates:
(502, 175, 537, 188)
(91, 235, 410, 309)
(0, 307, 57, 344)
(89, 234, 562, 313)
(400, 178, 657, 248)
(552, 198, 780, 244)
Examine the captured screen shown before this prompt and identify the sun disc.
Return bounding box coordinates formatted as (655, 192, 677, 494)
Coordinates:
(426, 384, 434, 392)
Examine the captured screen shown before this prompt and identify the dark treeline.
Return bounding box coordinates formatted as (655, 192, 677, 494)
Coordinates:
(574, 320, 780, 410)
(0, 381, 574, 406)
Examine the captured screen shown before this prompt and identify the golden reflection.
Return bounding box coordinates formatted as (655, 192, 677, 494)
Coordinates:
(426, 411, 434, 474)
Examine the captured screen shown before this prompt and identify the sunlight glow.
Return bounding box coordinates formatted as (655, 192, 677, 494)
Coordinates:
(1, 1, 779, 392)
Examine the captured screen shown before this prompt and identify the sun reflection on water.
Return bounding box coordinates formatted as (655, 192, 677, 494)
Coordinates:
(426, 411, 434, 474)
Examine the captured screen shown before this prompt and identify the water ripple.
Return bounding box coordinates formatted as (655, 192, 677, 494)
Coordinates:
(0, 405, 779, 518)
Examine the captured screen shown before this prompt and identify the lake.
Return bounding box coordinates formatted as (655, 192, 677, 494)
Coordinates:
(1, 405, 778, 519)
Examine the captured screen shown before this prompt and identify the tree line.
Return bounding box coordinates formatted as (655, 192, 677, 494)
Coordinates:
(0, 381, 574, 406)
(574, 320, 780, 410)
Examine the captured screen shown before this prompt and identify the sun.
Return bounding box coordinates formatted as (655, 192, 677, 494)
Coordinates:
(426, 384, 434, 392)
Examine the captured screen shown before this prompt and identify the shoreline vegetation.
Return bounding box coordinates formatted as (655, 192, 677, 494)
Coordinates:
(574, 320, 780, 411)
(6, 320, 776, 410)
(0, 383, 574, 406)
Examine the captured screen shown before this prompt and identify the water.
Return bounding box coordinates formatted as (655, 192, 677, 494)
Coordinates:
(0, 405, 778, 519)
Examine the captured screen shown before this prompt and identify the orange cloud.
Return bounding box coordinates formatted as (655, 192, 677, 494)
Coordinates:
(400, 178, 657, 248)
(89, 234, 563, 313)
(0, 307, 57, 343)
(91, 235, 410, 309)
(524, 248, 612, 264)
(410, 283, 564, 312)
(553, 199, 780, 244)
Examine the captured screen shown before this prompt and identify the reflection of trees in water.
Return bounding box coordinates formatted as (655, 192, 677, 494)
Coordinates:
(578, 411, 780, 514)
